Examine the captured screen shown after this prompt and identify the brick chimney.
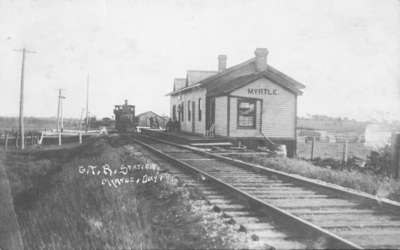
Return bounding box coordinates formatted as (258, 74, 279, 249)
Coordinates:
(254, 48, 268, 72)
(218, 55, 227, 72)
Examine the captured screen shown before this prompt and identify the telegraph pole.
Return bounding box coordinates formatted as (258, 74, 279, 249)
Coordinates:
(57, 89, 61, 132)
(14, 48, 35, 150)
(61, 97, 64, 132)
(79, 108, 85, 131)
(56, 89, 66, 132)
(85, 75, 89, 133)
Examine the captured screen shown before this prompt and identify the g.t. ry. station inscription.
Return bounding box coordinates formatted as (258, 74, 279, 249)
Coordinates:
(78, 163, 176, 188)
(248, 88, 278, 95)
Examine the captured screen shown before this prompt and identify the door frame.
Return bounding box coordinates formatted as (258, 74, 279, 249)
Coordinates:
(205, 97, 215, 130)
(192, 101, 195, 132)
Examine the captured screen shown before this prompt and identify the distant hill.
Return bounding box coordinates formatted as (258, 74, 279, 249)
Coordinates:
(298, 115, 400, 134)
(298, 115, 368, 133)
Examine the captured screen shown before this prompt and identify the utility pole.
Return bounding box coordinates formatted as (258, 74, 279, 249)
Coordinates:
(85, 75, 89, 133)
(57, 90, 60, 132)
(61, 96, 64, 132)
(79, 108, 85, 131)
(56, 89, 65, 132)
(14, 48, 36, 150)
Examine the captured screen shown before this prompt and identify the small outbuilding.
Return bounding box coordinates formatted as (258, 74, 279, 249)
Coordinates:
(364, 123, 392, 149)
(167, 48, 305, 156)
(136, 111, 168, 129)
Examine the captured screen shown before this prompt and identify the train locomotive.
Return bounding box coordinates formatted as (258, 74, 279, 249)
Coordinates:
(114, 100, 136, 132)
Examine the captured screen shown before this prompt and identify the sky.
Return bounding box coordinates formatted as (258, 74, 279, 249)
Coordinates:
(0, 0, 399, 121)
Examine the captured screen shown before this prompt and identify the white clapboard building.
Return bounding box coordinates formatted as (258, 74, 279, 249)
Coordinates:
(167, 48, 305, 157)
(364, 123, 393, 149)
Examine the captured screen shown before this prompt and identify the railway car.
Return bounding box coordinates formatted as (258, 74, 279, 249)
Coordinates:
(114, 100, 136, 132)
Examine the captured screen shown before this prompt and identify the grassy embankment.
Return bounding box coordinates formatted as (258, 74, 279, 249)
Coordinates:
(0, 153, 23, 249)
(3, 136, 248, 249)
(229, 154, 400, 202)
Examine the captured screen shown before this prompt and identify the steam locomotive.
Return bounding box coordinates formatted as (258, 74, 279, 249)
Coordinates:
(113, 100, 136, 132)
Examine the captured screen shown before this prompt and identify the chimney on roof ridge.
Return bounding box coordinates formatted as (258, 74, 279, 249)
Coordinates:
(218, 54, 227, 72)
(254, 48, 268, 72)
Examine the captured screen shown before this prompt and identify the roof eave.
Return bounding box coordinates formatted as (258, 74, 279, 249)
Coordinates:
(266, 66, 306, 89)
(260, 74, 304, 95)
(206, 74, 303, 97)
(198, 58, 256, 86)
(167, 83, 204, 96)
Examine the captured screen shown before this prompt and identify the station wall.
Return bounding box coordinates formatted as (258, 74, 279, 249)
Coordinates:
(230, 77, 296, 139)
(170, 88, 207, 135)
(214, 96, 228, 136)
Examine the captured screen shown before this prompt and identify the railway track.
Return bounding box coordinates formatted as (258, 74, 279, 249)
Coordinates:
(133, 134, 400, 249)
(133, 142, 315, 249)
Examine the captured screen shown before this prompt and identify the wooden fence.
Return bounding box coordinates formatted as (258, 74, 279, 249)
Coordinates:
(0, 132, 92, 151)
(298, 133, 400, 179)
(297, 139, 369, 163)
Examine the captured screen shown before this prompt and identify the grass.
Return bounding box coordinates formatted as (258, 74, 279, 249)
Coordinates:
(230, 154, 400, 202)
(0, 152, 24, 249)
(3, 136, 248, 249)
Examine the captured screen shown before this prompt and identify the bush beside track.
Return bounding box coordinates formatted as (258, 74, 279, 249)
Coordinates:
(229, 154, 400, 202)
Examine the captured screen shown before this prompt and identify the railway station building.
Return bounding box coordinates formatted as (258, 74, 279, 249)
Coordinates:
(167, 48, 305, 156)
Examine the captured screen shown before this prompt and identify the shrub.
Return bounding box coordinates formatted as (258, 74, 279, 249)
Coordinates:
(230, 153, 400, 201)
(365, 145, 392, 176)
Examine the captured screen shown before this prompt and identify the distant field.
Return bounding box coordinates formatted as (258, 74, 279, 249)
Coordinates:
(297, 141, 372, 160)
(0, 117, 80, 132)
(297, 117, 367, 133)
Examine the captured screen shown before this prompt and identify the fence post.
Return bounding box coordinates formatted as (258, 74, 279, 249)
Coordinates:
(310, 136, 315, 160)
(4, 133, 8, 151)
(30, 132, 33, 145)
(342, 140, 349, 167)
(58, 132, 62, 146)
(38, 132, 43, 145)
(391, 133, 400, 179)
(15, 133, 19, 149)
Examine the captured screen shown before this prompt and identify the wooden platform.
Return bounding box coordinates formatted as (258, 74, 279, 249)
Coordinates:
(140, 128, 233, 145)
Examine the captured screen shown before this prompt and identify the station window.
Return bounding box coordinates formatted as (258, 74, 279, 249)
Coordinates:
(188, 100, 191, 121)
(178, 103, 182, 122)
(237, 98, 257, 129)
(198, 98, 202, 121)
(181, 102, 184, 121)
(178, 104, 181, 121)
(172, 105, 176, 121)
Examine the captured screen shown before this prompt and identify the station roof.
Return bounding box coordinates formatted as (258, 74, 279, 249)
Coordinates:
(173, 78, 186, 91)
(167, 57, 305, 96)
(186, 70, 217, 86)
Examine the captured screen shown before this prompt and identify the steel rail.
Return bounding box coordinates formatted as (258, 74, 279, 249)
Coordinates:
(139, 133, 400, 212)
(133, 136, 363, 249)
